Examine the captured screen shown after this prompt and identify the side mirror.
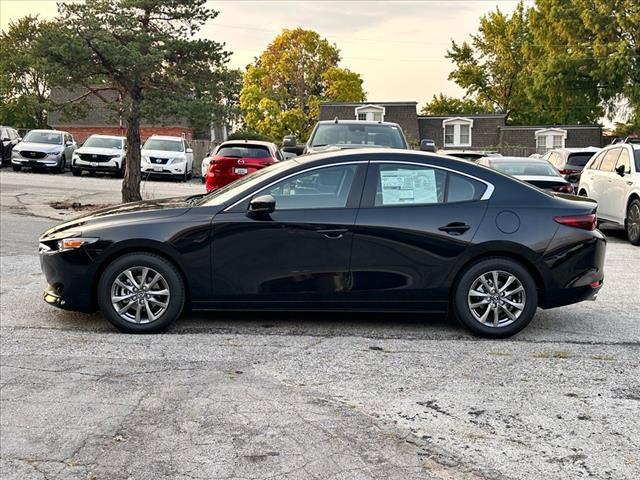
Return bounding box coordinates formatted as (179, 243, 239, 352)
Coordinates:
(1, 137, 10, 142)
(186, 148, 193, 154)
(615, 165, 626, 177)
(248, 194, 275, 217)
(419, 139, 436, 152)
(282, 135, 297, 147)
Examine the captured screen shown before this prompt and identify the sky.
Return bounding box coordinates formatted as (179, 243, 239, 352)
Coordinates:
(0, 0, 533, 109)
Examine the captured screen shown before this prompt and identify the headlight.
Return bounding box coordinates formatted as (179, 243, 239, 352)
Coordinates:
(12, 150, 21, 157)
(49, 150, 62, 156)
(171, 157, 185, 163)
(142, 155, 150, 162)
(56, 237, 99, 252)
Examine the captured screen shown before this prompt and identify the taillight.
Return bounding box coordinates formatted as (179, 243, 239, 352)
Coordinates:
(553, 214, 597, 231)
(559, 169, 579, 175)
(552, 184, 575, 193)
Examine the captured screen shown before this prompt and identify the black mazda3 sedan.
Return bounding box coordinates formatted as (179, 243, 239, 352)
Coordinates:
(39, 149, 606, 337)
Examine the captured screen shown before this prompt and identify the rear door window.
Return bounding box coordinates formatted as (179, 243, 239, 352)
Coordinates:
(372, 163, 486, 207)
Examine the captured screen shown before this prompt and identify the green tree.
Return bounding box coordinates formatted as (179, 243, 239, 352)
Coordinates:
(35, 0, 233, 202)
(240, 28, 366, 141)
(447, 2, 532, 122)
(420, 94, 493, 115)
(531, 0, 639, 125)
(0, 16, 54, 128)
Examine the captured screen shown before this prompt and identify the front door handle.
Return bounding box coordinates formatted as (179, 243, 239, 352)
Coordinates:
(317, 228, 348, 239)
(438, 222, 470, 235)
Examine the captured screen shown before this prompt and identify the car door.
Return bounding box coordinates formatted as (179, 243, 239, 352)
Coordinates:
(608, 147, 632, 223)
(209, 162, 367, 304)
(348, 160, 490, 310)
(596, 148, 622, 219)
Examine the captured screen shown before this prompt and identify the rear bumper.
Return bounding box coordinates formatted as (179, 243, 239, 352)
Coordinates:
(540, 229, 606, 309)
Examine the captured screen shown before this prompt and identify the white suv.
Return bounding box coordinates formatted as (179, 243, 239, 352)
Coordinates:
(578, 141, 640, 245)
(141, 135, 193, 181)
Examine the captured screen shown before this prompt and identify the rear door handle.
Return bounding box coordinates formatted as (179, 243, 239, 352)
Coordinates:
(317, 228, 348, 239)
(438, 222, 470, 235)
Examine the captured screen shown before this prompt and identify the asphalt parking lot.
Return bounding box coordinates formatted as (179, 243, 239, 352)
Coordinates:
(1, 169, 639, 480)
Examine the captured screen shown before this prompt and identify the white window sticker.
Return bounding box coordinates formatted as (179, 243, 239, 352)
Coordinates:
(380, 168, 438, 205)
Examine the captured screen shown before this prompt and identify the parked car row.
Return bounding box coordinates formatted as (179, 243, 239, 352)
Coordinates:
(3, 128, 197, 182)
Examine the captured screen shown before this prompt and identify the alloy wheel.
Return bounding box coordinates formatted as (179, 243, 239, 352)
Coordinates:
(467, 270, 526, 328)
(627, 202, 640, 242)
(110, 266, 170, 324)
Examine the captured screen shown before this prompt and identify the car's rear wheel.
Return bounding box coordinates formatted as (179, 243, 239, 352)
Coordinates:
(97, 253, 185, 333)
(453, 258, 538, 338)
(626, 199, 640, 246)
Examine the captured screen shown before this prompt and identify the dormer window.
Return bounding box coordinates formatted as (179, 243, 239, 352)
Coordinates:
(354, 104, 385, 122)
(442, 117, 473, 147)
(535, 128, 567, 154)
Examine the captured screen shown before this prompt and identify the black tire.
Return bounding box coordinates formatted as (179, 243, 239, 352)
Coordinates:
(201, 176, 206, 184)
(12, 164, 21, 172)
(626, 199, 640, 246)
(452, 257, 538, 338)
(97, 252, 185, 333)
(53, 156, 65, 174)
(72, 168, 82, 177)
(115, 164, 125, 178)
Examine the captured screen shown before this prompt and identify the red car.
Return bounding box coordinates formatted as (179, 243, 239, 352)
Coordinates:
(205, 141, 282, 192)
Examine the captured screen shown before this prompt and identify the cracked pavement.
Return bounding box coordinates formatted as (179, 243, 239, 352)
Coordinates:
(1, 170, 639, 479)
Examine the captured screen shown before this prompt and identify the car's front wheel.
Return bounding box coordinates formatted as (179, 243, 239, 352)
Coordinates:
(626, 198, 640, 246)
(72, 168, 82, 177)
(12, 164, 21, 172)
(453, 258, 538, 338)
(97, 253, 185, 333)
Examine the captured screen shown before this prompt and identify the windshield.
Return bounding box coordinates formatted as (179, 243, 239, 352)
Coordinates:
(311, 123, 406, 148)
(567, 152, 596, 167)
(143, 138, 183, 152)
(23, 131, 62, 145)
(199, 161, 294, 206)
(217, 145, 271, 158)
(83, 136, 124, 149)
(635, 149, 640, 171)
(492, 162, 558, 176)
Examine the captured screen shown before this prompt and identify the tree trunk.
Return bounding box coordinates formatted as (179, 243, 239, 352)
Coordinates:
(122, 89, 143, 203)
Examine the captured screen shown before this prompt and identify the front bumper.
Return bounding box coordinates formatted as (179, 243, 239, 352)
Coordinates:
(12, 155, 61, 167)
(40, 248, 97, 312)
(74, 158, 121, 172)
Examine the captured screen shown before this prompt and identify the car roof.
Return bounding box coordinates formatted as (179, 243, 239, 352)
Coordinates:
(550, 147, 600, 153)
(485, 156, 549, 163)
(147, 135, 183, 141)
(292, 147, 471, 168)
(316, 120, 401, 127)
(219, 140, 275, 148)
(86, 134, 125, 140)
(27, 129, 66, 134)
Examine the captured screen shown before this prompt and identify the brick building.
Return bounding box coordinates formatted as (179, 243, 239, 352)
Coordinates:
(47, 87, 193, 144)
(320, 102, 603, 154)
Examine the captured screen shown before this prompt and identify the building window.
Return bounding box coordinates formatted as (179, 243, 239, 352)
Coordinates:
(442, 117, 473, 147)
(444, 125, 455, 145)
(535, 128, 567, 154)
(354, 104, 386, 122)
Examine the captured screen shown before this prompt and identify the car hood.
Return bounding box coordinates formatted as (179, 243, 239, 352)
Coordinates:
(75, 146, 124, 156)
(16, 142, 63, 153)
(142, 149, 185, 158)
(40, 196, 195, 240)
